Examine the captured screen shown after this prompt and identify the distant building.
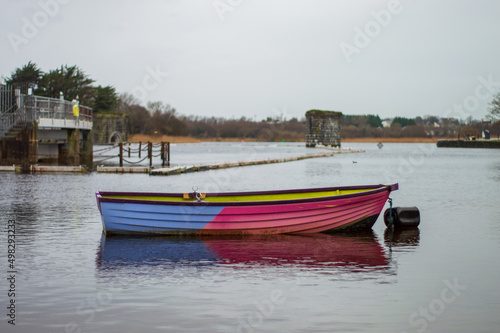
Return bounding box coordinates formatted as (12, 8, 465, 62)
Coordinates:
(382, 118, 393, 128)
(305, 110, 342, 148)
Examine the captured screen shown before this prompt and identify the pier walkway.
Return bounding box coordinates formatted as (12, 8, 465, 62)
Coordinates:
(0, 85, 93, 170)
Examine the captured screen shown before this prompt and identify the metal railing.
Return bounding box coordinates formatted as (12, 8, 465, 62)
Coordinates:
(34, 95, 92, 124)
(0, 103, 36, 139)
(0, 84, 16, 114)
(0, 94, 92, 139)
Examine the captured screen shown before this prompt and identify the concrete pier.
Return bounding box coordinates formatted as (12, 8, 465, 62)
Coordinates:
(81, 130, 94, 167)
(0, 90, 94, 172)
(0, 123, 38, 173)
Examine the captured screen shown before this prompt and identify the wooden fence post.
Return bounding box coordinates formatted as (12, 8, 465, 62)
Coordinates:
(148, 142, 152, 169)
(161, 142, 165, 167)
(119, 142, 123, 167)
(167, 142, 170, 167)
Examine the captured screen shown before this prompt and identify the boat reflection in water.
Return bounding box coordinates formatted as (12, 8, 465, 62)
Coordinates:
(97, 231, 396, 280)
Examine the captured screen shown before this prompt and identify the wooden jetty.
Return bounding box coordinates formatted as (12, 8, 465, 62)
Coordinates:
(3, 148, 364, 175)
(150, 149, 364, 176)
(0, 165, 21, 173)
(0, 164, 86, 173)
(30, 165, 87, 173)
(96, 166, 150, 174)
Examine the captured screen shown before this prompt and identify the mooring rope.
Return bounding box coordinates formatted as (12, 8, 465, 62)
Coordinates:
(93, 146, 116, 153)
(94, 155, 117, 163)
(387, 198, 394, 252)
(122, 156, 149, 164)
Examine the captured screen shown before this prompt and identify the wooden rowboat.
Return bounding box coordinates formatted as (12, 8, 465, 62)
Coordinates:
(95, 184, 398, 236)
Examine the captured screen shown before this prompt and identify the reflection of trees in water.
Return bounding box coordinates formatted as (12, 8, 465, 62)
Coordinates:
(10, 201, 40, 236)
(3, 173, 91, 237)
(491, 163, 500, 182)
(6, 174, 40, 236)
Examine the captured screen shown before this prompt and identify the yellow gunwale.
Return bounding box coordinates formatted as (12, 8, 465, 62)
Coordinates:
(100, 188, 373, 203)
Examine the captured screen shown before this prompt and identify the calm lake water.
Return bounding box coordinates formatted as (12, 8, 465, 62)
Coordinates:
(1, 142, 500, 333)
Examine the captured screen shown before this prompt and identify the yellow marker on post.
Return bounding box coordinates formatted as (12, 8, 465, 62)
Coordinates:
(72, 99, 80, 117)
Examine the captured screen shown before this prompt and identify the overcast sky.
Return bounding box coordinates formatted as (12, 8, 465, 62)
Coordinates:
(1, 0, 500, 121)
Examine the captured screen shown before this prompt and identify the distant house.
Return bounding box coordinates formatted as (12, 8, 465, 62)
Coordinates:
(382, 118, 393, 128)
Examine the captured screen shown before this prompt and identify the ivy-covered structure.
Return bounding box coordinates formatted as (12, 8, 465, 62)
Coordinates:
(92, 113, 128, 144)
(305, 110, 342, 147)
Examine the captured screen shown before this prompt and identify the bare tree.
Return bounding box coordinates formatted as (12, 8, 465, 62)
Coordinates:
(487, 93, 500, 121)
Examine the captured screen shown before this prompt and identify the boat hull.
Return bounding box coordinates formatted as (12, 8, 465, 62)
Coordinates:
(96, 184, 397, 236)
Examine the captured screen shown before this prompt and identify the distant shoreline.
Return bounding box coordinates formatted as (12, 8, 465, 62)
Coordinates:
(342, 137, 438, 143)
(127, 134, 440, 144)
(128, 134, 261, 143)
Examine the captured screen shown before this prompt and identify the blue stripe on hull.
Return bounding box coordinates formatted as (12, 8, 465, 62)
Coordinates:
(100, 202, 225, 234)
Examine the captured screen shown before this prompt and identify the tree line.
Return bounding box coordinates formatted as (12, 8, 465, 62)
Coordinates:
(4, 61, 118, 113)
(3, 62, 500, 140)
(118, 93, 306, 141)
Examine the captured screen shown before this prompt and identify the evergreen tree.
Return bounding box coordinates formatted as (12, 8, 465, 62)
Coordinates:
(392, 116, 416, 127)
(5, 61, 43, 91)
(93, 85, 118, 113)
(366, 114, 382, 128)
(36, 65, 95, 106)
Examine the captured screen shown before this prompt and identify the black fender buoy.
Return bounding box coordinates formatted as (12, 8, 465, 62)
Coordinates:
(384, 207, 420, 228)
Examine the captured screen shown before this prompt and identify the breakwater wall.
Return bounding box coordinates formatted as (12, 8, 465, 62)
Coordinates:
(437, 140, 500, 148)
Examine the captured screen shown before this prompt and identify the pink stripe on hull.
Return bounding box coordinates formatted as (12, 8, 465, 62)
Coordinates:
(202, 191, 389, 234)
(293, 204, 381, 233)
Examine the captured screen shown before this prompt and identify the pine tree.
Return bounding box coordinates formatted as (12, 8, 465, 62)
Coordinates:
(93, 85, 118, 113)
(5, 61, 43, 91)
(36, 65, 95, 106)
